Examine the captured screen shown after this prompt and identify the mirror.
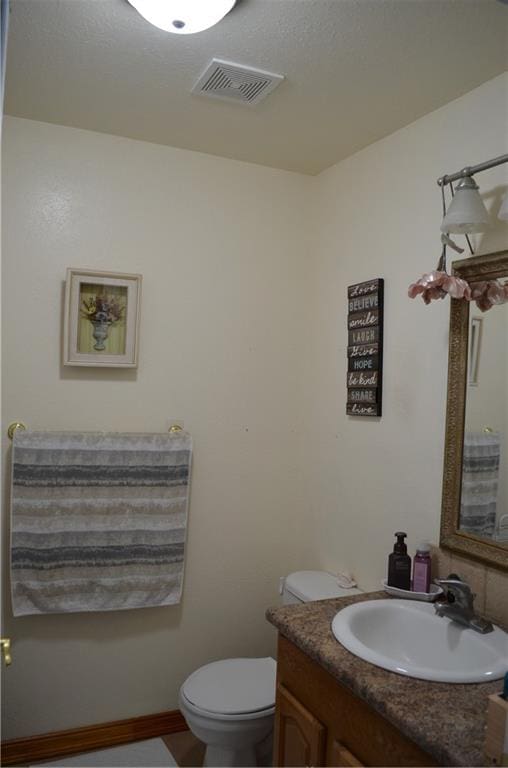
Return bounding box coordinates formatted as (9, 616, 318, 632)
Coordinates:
(440, 249, 508, 570)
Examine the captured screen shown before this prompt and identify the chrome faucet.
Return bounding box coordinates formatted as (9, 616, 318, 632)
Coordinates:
(434, 575, 494, 634)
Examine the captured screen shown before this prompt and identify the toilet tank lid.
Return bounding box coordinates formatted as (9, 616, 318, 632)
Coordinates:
(181, 657, 276, 715)
(284, 570, 362, 602)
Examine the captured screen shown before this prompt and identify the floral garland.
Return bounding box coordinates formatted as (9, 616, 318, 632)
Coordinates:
(408, 272, 508, 311)
(469, 280, 508, 312)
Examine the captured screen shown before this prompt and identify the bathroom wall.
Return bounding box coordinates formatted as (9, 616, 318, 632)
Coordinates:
(306, 72, 508, 616)
(1, 117, 314, 739)
(2, 72, 507, 741)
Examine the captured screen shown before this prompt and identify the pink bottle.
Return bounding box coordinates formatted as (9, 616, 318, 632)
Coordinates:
(412, 543, 431, 593)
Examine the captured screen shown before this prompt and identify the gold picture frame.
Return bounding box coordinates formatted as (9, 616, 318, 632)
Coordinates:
(63, 268, 142, 368)
(440, 249, 508, 570)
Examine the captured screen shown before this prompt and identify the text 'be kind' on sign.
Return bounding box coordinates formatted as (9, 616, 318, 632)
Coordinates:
(346, 278, 384, 417)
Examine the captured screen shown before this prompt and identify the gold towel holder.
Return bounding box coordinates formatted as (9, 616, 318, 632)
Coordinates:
(7, 422, 27, 440)
(1, 638, 12, 667)
(7, 422, 183, 438)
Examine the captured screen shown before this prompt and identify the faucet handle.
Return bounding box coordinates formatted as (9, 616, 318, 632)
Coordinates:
(435, 576, 474, 607)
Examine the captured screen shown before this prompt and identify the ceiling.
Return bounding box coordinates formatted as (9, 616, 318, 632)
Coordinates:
(5, 0, 508, 175)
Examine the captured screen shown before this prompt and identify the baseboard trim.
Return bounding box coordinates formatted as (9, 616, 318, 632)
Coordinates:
(1, 709, 188, 766)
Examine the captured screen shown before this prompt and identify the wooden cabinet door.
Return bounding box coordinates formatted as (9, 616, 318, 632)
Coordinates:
(273, 682, 326, 767)
(328, 738, 364, 767)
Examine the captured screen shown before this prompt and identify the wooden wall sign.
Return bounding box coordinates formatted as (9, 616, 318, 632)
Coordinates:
(346, 278, 383, 417)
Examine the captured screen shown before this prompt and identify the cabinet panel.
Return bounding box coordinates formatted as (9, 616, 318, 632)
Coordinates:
(273, 682, 326, 767)
(276, 635, 437, 767)
(328, 738, 364, 767)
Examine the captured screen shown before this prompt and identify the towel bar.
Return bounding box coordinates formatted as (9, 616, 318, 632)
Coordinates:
(7, 422, 26, 440)
(7, 422, 184, 439)
(0, 638, 12, 667)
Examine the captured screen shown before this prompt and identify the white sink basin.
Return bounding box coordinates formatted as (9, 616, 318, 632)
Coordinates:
(331, 599, 508, 683)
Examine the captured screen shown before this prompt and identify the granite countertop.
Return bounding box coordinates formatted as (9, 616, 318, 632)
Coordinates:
(266, 591, 501, 767)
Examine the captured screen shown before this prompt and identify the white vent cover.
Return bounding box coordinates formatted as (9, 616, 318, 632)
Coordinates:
(193, 59, 284, 106)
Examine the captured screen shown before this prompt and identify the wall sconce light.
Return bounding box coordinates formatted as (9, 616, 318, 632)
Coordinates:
(408, 153, 508, 306)
(127, 0, 237, 34)
(440, 176, 489, 234)
(498, 193, 508, 221)
(438, 154, 508, 237)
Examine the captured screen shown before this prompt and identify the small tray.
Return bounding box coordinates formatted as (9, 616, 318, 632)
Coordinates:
(382, 580, 443, 602)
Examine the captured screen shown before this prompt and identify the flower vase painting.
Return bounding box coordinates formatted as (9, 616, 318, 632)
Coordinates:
(64, 269, 142, 367)
(79, 284, 127, 354)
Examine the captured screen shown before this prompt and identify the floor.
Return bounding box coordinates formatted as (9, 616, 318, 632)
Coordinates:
(162, 731, 205, 767)
(32, 732, 205, 768)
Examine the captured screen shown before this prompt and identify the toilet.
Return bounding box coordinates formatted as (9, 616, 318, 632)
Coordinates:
(179, 571, 362, 767)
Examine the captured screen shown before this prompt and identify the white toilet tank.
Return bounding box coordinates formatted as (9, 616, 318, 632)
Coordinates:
(280, 570, 362, 605)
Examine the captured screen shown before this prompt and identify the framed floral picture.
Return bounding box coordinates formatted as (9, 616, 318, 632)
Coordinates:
(63, 269, 142, 367)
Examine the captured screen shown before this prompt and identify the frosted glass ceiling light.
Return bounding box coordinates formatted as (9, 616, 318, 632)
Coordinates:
(437, 154, 508, 244)
(127, 0, 237, 34)
(440, 176, 489, 234)
(498, 193, 508, 221)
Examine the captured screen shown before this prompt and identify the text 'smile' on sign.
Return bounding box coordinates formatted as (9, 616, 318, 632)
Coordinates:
(346, 278, 384, 417)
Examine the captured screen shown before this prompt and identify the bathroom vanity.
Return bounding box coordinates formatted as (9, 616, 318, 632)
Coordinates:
(266, 592, 501, 767)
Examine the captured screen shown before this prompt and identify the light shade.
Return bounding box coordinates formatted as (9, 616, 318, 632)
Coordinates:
(440, 176, 489, 234)
(498, 193, 508, 221)
(127, 0, 236, 34)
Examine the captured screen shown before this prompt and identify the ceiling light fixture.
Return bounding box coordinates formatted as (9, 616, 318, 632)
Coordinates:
(127, 0, 237, 34)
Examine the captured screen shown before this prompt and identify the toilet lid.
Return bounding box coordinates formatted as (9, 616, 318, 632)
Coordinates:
(182, 657, 276, 715)
(284, 570, 362, 602)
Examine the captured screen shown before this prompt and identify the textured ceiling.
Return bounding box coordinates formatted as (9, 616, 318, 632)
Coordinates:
(5, 0, 508, 175)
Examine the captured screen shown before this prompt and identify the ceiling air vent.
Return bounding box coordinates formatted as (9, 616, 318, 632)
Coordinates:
(192, 59, 284, 106)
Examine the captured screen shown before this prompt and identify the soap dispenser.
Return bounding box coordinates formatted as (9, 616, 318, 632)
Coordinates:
(387, 532, 411, 590)
(412, 542, 431, 593)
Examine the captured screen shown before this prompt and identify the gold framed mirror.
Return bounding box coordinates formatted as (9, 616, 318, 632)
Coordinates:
(440, 249, 508, 570)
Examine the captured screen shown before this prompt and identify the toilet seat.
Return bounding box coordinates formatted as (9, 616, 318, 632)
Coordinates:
(181, 657, 276, 718)
(180, 689, 275, 722)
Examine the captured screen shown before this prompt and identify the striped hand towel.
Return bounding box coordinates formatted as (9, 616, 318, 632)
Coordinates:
(10, 431, 192, 616)
(459, 430, 499, 537)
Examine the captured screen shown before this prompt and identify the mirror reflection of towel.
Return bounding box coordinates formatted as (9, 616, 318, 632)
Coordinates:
(494, 513, 508, 542)
(460, 431, 500, 536)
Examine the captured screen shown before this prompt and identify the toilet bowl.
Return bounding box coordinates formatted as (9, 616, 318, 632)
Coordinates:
(180, 571, 362, 767)
(179, 657, 276, 767)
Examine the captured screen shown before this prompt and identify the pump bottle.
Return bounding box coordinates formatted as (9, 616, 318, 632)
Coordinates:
(412, 542, 432, 593)
(387, 532, 411, 590)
